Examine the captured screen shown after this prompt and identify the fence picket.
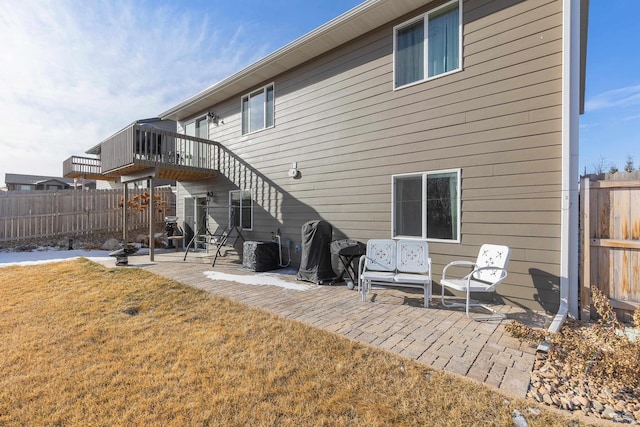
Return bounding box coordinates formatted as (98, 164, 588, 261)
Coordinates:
(0, 188, 174, 242)
(581, 174, 640, 319)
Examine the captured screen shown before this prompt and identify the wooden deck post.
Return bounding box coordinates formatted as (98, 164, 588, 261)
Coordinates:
(122, 183, 128, 243)
(149, 179, 155, 262)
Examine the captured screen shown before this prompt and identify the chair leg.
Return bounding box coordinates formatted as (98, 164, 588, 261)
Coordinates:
(441, 285, 505, 321)
(468, 304, 506, 321)
(423, 285, 429, 308)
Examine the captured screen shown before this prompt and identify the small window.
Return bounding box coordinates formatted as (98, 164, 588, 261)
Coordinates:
(242, 83, 274, 135)
(229, 189, 253, 230)
(394, 0, 461, 89)
(392, 169, 460, 242)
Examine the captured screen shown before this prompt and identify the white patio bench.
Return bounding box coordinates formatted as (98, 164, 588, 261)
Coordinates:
(358, 239, 432, 308)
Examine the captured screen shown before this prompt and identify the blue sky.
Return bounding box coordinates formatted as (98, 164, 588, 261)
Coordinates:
(580, 0, 640, 174)
(0, 0, 637, 187)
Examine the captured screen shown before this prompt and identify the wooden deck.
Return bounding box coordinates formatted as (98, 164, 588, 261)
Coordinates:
(63, 124, 219, 182)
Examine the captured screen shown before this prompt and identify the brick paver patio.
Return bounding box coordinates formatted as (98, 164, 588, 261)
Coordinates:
(108, 250, 550, 399)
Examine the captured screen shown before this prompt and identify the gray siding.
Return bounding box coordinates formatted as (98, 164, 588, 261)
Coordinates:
(178, 0, 564, 312)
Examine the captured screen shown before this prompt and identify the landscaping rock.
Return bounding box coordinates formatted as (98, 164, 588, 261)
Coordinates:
(526, 346, 640, 424)
(154, 232, 168, 248)
(592, 400, 604, 413)
(102, 238, 121, 251)
(134, 234, 149, 246)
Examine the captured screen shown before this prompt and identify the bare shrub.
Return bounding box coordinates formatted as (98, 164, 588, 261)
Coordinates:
(507, 287, 640, 393)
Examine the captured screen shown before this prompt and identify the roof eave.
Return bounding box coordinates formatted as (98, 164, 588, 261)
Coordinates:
(579, 0, 589, 115)
(159, 0, 430, 121)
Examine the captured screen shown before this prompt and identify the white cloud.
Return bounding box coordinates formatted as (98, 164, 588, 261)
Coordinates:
(585, 85, 640, 112)
(0, 0, 269, 183)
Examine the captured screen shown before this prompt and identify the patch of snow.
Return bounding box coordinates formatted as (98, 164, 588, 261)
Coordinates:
(0, 249, 113, 268)
(512, 409, 528, 427)
(203, 270, 313, 291)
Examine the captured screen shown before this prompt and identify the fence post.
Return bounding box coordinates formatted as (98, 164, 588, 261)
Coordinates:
(580, 176, 591, 320)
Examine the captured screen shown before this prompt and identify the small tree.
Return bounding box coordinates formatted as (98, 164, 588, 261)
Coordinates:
(624, 154, 635, 173)
(592, 155, 610, 175)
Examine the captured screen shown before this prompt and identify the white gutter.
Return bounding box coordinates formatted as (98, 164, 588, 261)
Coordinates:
(545, 0, 582, 339)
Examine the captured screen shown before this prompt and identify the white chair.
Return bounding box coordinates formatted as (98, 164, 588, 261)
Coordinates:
(395, 239, 432, 307)
(359, 239, 432, 308)
(359, 239, 396, 301)
(440, 244, 511, 320)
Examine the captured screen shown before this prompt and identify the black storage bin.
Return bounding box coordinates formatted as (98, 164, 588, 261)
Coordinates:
(243, 241, 279, 272)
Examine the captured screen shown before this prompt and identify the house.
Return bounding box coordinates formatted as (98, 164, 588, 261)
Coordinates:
(5, 173, 95, 191)
(64, 0, 589, 320)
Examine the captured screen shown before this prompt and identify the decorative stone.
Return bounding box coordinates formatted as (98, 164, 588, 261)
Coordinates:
(602, 408, 618, 420)
(615, 401, 627, 412)
(529, 390, 542, 402)
(543, 393, 554, 406)
(592, 400, 605, 413)
(560, 397, 574, 411)
(102, 238, 121, 251)
(573, 395, 590, 408)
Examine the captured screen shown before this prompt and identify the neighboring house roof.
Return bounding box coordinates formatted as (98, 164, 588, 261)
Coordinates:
(159, 0, 589, 121)
(4, 173, 94, 187)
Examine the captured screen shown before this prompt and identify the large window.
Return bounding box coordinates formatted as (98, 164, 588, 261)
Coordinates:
(183, 115, 209, 167)
(229, 189, 253, 230)
(185, 116, 208, 138)
(392, 169, 460, 242)
(394, 0, 461, 89)
(242, 83, 274, 135)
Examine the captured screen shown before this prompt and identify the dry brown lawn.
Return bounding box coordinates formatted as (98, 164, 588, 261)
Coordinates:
(0, 259, 587, 426)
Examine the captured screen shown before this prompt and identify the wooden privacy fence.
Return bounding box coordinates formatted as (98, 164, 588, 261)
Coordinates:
(0, 188, 174, 243)
(580, 176, 640, 320)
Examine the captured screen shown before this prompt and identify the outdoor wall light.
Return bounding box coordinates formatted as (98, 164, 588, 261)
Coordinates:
(288, 162, 301, 179)
(206, 111, 222, 126)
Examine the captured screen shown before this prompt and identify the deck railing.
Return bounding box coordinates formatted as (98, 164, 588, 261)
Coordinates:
(63, 156, 103, 178)
(100, 124, 218, 174)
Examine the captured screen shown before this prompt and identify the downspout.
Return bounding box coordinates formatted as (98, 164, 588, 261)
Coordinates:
(541, 0, 581, 348)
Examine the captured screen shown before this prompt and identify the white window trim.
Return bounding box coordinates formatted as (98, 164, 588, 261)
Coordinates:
(228, 189, 254, 231)
(392, 0, 463, 90)
(391, 168, 461, 243)
(183, 114, 209, 139)
(241, 82, 275, 136)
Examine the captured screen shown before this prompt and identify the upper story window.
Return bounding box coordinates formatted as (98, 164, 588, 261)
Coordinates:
(392, 169, 461, 242)
(185, 115, 208, 139)
(242, 83, 274, 135)
(394, 0, 461, 89)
